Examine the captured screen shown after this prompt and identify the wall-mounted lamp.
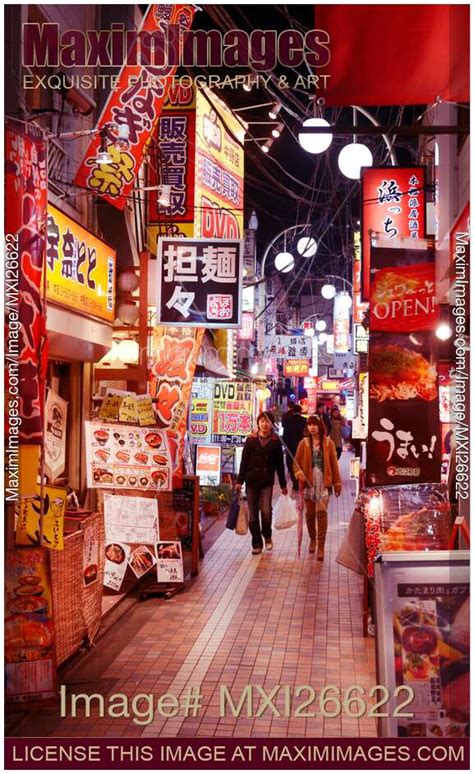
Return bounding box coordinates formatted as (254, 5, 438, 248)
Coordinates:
(261, 138, 274, 154)
(271, 122, 284, 139)
(268, 102, 282, 120)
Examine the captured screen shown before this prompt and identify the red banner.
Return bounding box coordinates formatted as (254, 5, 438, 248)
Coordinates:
(361, 167, 426, 299)
(5, 121, 48, 443)
(149, 326, 204, 487)
(370, 262, 437, 332)
(74, 4, 195, 209)
(315, 5, 469, 106)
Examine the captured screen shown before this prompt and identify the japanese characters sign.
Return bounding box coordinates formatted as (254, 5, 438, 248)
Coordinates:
(46, 205, 116, 322)
(104, 494, 159, 546)
(195, 88, 245, 239)
(156, 237, 243, 327)
(149, 326, 205, 486)
(85, 422, 172, 491)
(333, 292, 351, 353)
(104, 542, 130, 591)
(6, 121, 48, 444)
(361, 166, 426, 299)
(370, 244, 438, 332)
(190, 398, 211, 442)
(44, 390, 68, 481)
(264, 335, 312, 360)
(74, 4, 195, 209)
(237, 311, 255, 342)
(352, 230, 369, 324)
(156, 542, 184, 584)
(83, 522, 99, 587)
(211, 380, 254, 445)
(15, 485, 67, 552)
(284, 359, 309, 377)
(5, 549, 57, 704)
(147, 82, 196, 250)
(367, 333, 441, 485)
(196, 445, 222, 486)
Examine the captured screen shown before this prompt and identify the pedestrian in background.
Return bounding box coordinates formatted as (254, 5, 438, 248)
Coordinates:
(294, 415, 341, 559)
(282, 404, 307, 492)
(236, 411, 287, 555)
(329, 405, 348, 460)
(316, 401, 332, 435)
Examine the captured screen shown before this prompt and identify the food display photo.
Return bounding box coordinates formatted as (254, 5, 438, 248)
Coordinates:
(85, 421, 172, 491)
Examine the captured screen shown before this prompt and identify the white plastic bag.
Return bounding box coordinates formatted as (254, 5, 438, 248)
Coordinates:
(273, 494, 298, 530)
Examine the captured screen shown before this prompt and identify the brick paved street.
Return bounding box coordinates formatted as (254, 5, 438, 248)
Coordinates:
(10, 453, 377, 739)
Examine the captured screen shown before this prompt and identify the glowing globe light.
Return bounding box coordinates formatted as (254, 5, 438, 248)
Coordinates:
(321, 283, 336, 299)
(315, 319, 327, 332)
(274, 251, 294, 273)
(338, 142, 373, 179)
(298, 118, 333, 154)
(435, 323, 452, 341)
(318, 332, 328, 345)
(297, 237, 318, 257)
(337, 292, 353, 309)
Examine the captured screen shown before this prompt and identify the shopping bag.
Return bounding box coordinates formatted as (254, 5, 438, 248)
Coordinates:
(226, 495, 241, 530)
(341, 423, 351, 441)
(273, 494, 298, 530)
(235, 498, 249, 536)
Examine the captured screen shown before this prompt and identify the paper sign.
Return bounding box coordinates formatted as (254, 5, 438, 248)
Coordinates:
(118, 394, 139, 424)
(156, 542, 184, 584)
(15, 485, 67, 551)
(128, 545, 157, 579)
(44, 390, 68, 481)
(136, 394, 156, 426)
(83, 523, 99, 587)
(104, 495, 159, 545)
(104, 542, 131, 591)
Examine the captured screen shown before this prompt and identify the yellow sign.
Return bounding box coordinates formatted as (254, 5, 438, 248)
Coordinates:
(16, 485, 67, 551)
(46, 204, 116, 322)
(195, 88, 245, 239)
(321, 381, 340, 391)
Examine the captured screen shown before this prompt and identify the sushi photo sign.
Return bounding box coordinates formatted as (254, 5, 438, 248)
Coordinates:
(85, 422, 172, 491)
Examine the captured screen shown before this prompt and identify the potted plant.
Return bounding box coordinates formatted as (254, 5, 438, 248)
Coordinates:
(200, 484, 233, 516)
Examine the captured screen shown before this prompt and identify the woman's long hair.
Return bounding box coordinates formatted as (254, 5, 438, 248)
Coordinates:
(304, 414, 326, 451)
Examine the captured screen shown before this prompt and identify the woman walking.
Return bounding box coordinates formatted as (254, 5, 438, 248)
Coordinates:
(236, 412, 287, 555)
(329, 406, 348, 460)
(294, 415, 341, 560)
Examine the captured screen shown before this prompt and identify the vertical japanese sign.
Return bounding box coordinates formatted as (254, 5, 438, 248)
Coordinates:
(333, 292, 351, 353)
(74, 4, 195, 209)
(44, 390, 68, 481)
(361, 166, 426, 299)
(353, 230, 369, 324)
(149, 326, 205, 487)
(46, 205, 116, 321)
(195, 88, 245, 239)
(237, 311, 255, 342)
(5, 121, 48, 443)
(147, 82, 196, 250)
(5, 549, 57, 704)
(367, 244, 441, 486)
(156, 237, 243, 326)
(211, 381, 254, 445)
(15, 485, 67, 551)
(243, 229, 257, 278)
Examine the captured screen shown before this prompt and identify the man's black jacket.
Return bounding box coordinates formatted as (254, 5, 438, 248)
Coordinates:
(237, 433, 286, 489)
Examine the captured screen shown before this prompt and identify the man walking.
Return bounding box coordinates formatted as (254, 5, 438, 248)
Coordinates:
(282, 404, 307, 491)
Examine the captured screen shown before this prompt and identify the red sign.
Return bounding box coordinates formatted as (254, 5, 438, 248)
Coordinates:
(284, 359, 309, 377)
(370, 262, 437, 332)
(361, 167, 426, 299)
(74, 5, 195, 209)
(5, 121, 48, 443)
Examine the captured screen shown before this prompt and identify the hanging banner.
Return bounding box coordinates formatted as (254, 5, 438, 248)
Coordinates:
(370, 245, 438, 332)
(195, 88, 245, 239)
(333, 292, 351, 353)
(353, 230, 369, 324)
(157, 237, 243, 327)
(147, 82, 196, 251)
(361, 166, 426, 299)
(74, 4, 195, 209)
(243, 229, 257, 279)
(237, 311, 255, 342)
(264, 335, 312, 360)
(5, 121, 48, 444)
(46, 204, 116, 322)
(44, 390, 68, 481)
(211, 381, 253, 445)
(149, 326, 204, 487)
(5, 548, 57, 704)
(352, 372, 369, 440)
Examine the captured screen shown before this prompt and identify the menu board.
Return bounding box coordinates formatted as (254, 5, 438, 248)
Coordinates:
(104, 542, 131, 591)
(85, 422, 172, 491)
(361, 483, 451, 577)
(5, 549, 58, 704)
(374, 551, 469, 738)
(104, 495, 159, 545)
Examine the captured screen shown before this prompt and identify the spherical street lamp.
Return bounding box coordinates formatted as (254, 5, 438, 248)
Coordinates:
(274, 251, 294, 273)
(321, 283, 336, 299)
(297, 236, 318, 257)
(435, 323, 452, 341)
(298, 117, 333, 154)
(338, 142, 373, 179)
(318, 332, 328, 345)
(315, 319, 327, 332)
(337, 291, 353, 309)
